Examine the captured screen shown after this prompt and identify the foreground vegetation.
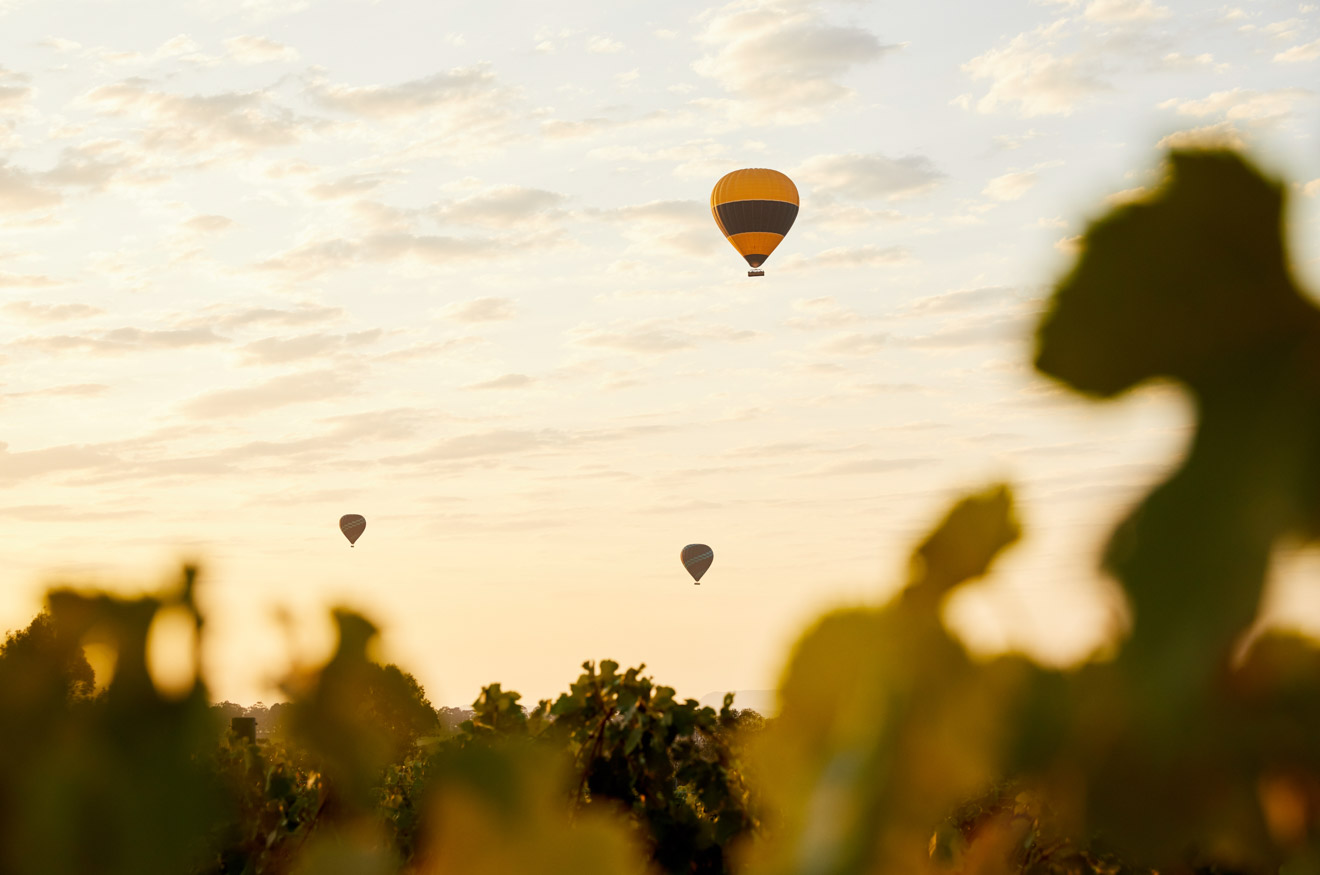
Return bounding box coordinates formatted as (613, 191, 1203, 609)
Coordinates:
(3, 149, 1320, 875)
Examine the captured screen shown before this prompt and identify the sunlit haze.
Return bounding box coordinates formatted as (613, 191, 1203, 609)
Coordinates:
(1, 0, 1318, 707)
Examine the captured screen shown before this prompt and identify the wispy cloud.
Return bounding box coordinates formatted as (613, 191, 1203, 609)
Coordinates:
(2, 383, 109, 400)
(0, 441, 117, 485)
(308, 66, 510, 119)
(780, 245, 912, 271)
(0, 273, 67, 290)
(798, 152, 943, 200)
(239, 330, 384, 365)
(83, 79, 310, 157)
(224, 35, 300, 64)
(784, 296, 871, 331)
(983, 170, 1038, 201)
(12, 326, 226, 356)
(467, 373, 536, 390)
(1275, 39, 1320, 63)
(438, 297, 517, 323)
(0, 163, 62, 213)
(3, 300, 100, 321)
(1083, 0, 1170, 22)
(590, 199, 719, 257)
(182, 370, 357, 418)
(570, 317, 761, 355)
(963, 21, 1109, 116)
(694, 0, 900, 122)
(259, 232, 510, 276)
(1159, 87, 1313, 124)
(215, 304, 344, 329)
(438, 186, 568, 228)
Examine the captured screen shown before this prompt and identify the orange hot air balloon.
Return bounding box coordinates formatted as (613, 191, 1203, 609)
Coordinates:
(339, 514, 366, 547)
(681, 544, 714, 585)
(710, 168, 799, 277)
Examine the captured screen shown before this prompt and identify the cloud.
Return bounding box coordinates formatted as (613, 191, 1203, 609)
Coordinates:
(797, 152, 943, 200)
(538, 106, 687, 143)
(438, 297, 517, 323)
(784, 296, 869, 330)
(1302, 179, 1320, 198)
(902, 310, 1032, 349)
(13, 326, 226, 355)
(569, 317, 761, 355)
(1159, 87, 1313, 124)
(3, 383, 109, 400)
(239, 329, 384, 365)
(963, 22, 1109, 116)
(37, 38, 82, 52)
(467, 373, 535, 390)
(0, 272, 66, 289)
(371, 337, 485, 363)
(41, 141, 142, 192)
(1262, 18, 1305, 40)
(983, 170, 1038, 201)
(1154, 52, 1218, 71)
(1156, 121, 1246, 150)
(0, 163, 62, 213)
(224, 35, 300, 64)
(86, 34, 217, 68)
(693, 0, 899, 121)
(0, 441, 119, 485)
(1275, 39, 1320, 63)
(216, 304, 343, 329)
(0, 67, 32, 113)
(395, 428, 569, 463)
(1084, 0, 1171, 22)
(991, 129, 1044, 150)
(587, 36, 624, 54)
(259, 232, 509, 276)
(182, 214, 236, 233)
(811, 457, 937, 476)
(811, 200, 907, 231)
(3, 300, 101, 321)
(83, 79, 308, 157)
(540, 117, 620, 140)
(816, 332, 891, 355)
(0, 503, 140, 522)
(587, 139, 727, 165)
(907, 286, 1020, 313)
(590, 199, 721, 257)
(308, 65, 515, 124)
(307, 174, 389, 200)
(438, 186, 567, 228)
(781, 244, 911, 271)
(182, 370, 357, 418)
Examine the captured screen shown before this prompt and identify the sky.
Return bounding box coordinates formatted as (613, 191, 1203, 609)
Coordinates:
(1, 0, 1318, 708)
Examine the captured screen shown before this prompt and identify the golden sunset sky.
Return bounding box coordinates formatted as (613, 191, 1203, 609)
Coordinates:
(1, 0, 1318, 706)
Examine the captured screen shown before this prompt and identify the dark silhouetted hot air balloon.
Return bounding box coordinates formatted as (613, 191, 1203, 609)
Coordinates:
(710, 168, 798, 277)
(339, 514, 366, 547)
(681, 544, 714, 585)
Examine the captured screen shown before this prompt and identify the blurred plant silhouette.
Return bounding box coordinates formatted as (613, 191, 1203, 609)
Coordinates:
(1025, 149, 1320, 869)
(1, 149, 1318, 875)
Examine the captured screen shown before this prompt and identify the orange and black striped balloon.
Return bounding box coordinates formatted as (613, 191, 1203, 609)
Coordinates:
(710, 168, 799, 273)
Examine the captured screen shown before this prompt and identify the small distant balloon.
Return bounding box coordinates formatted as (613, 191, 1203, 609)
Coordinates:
(681, 544, 714, 585)
(339, 514, 366, 547)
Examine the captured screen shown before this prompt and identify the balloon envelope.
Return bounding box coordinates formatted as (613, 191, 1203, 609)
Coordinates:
(339, 514, 366, 546)
(710, 168, 799, 272)
(681, 544, 714, 584)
